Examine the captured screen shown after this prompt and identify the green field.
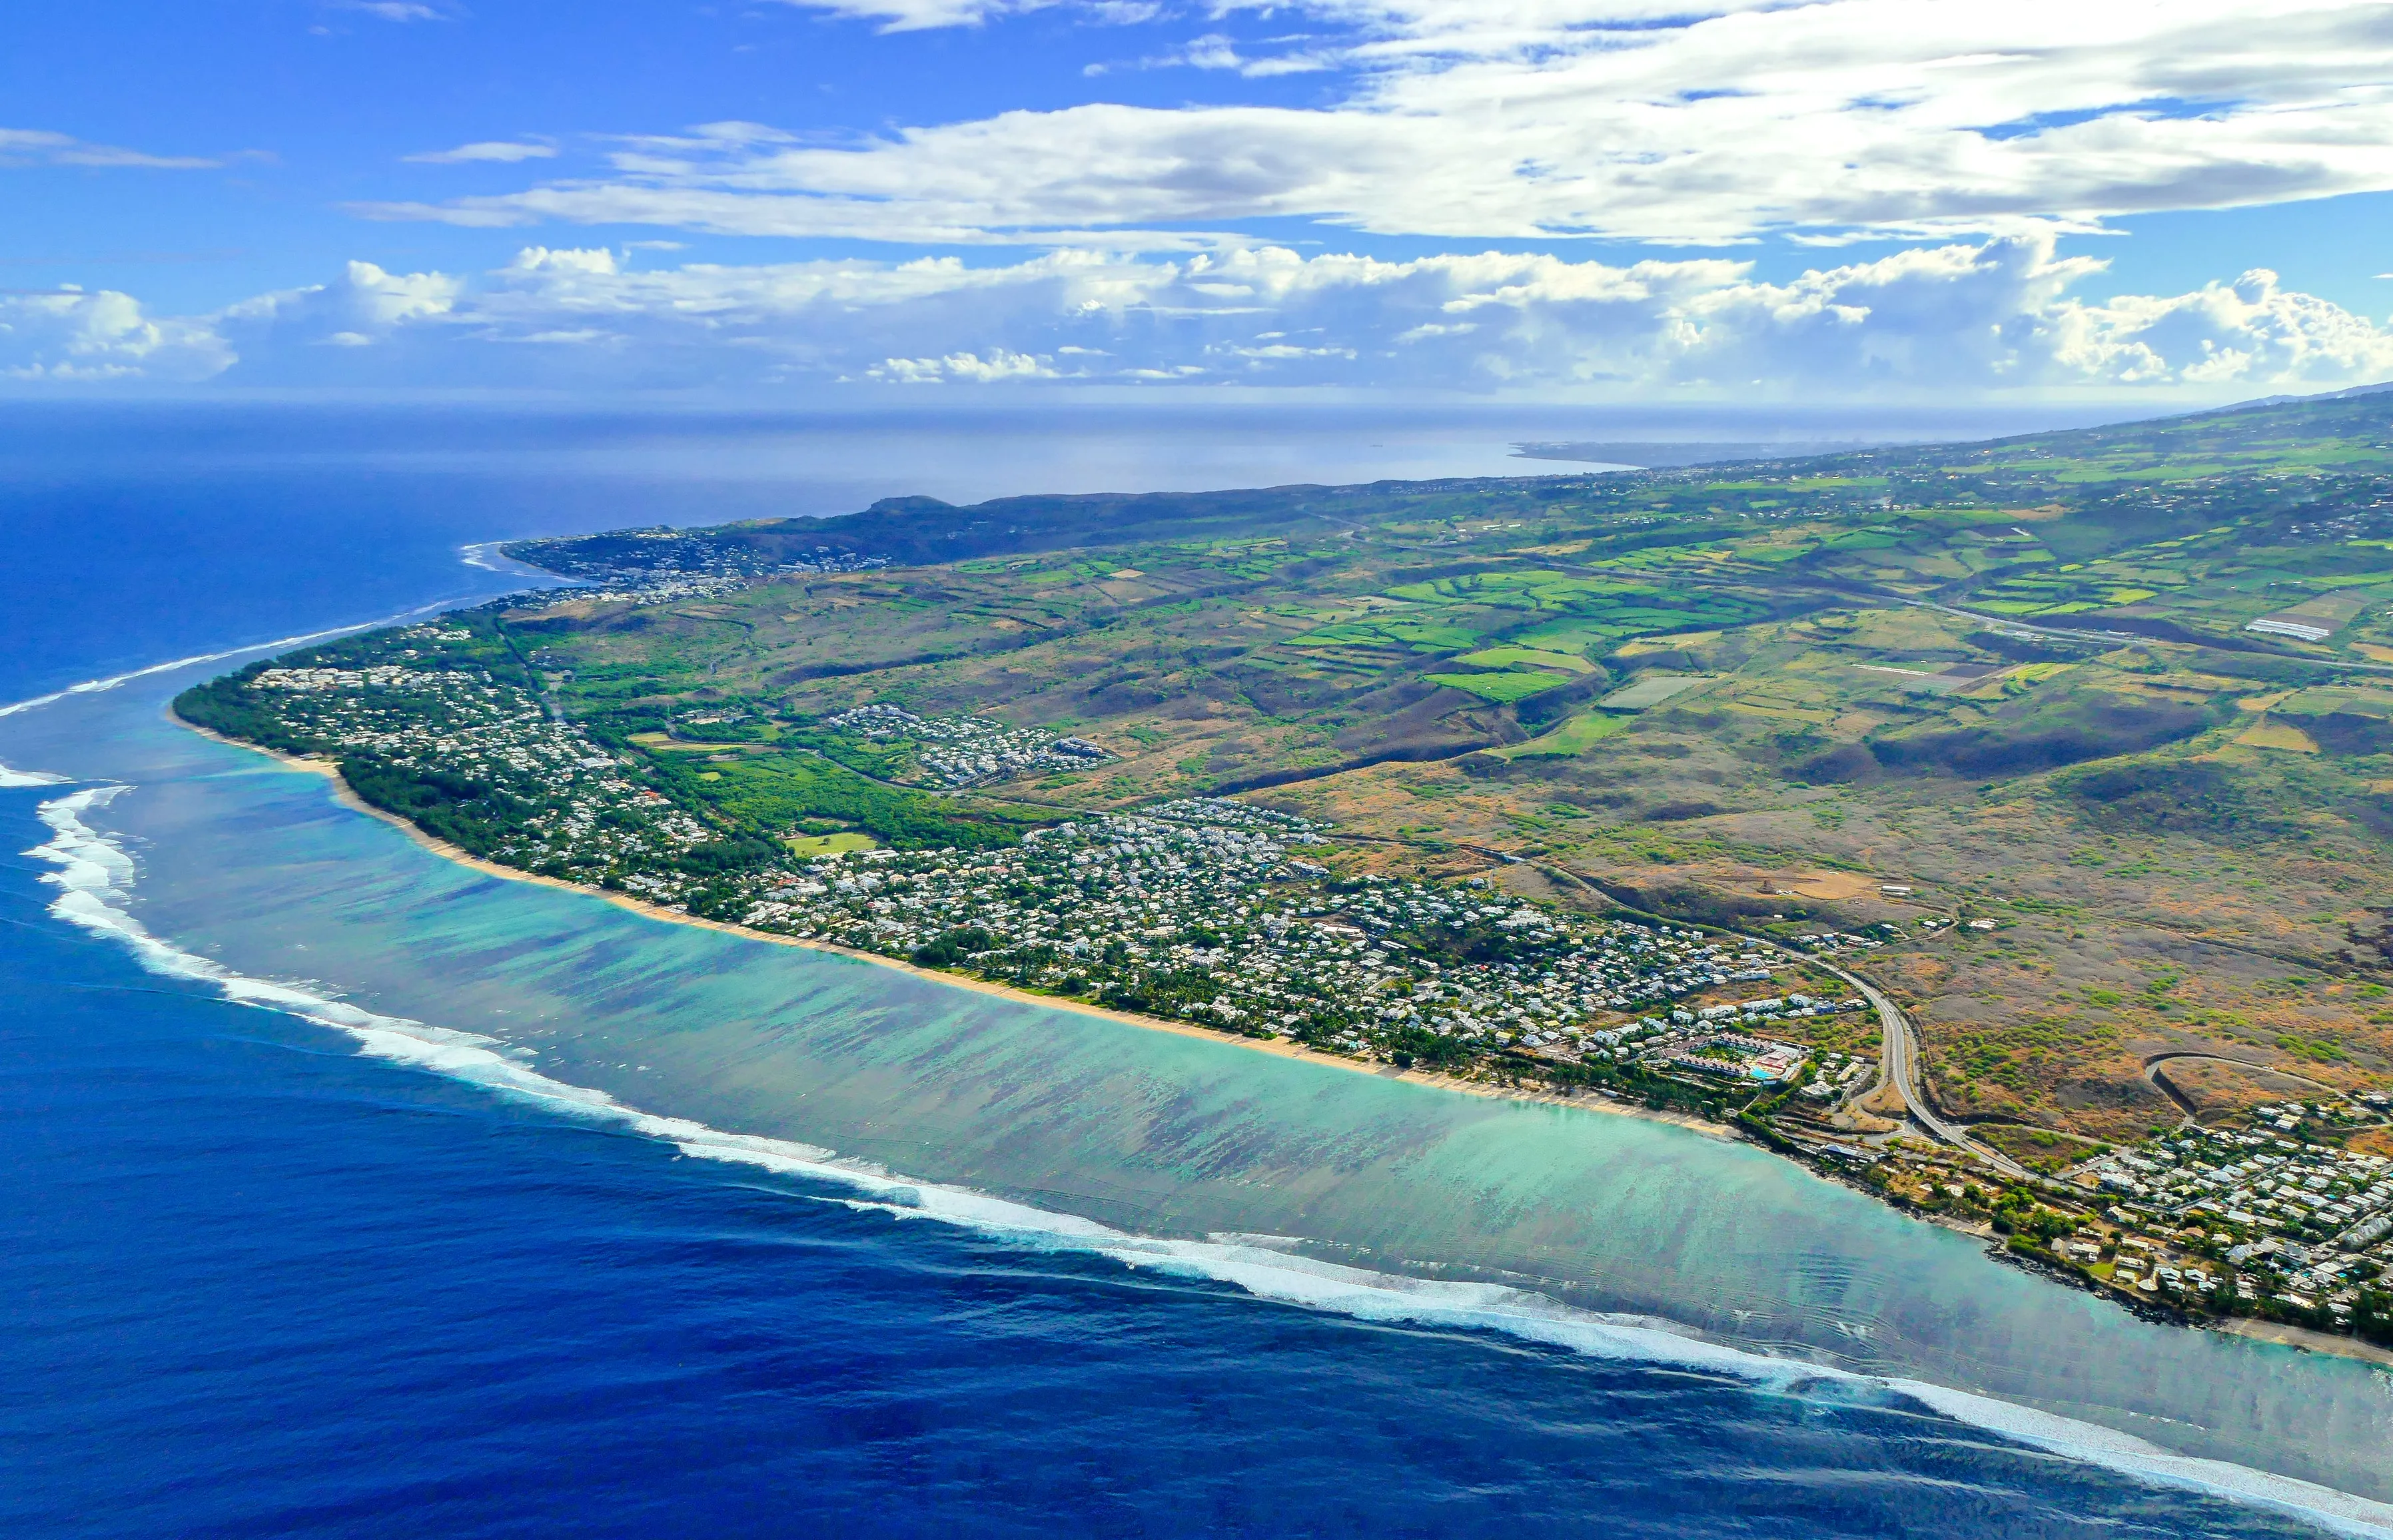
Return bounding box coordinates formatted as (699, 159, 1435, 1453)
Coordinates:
(1598, 674, 1709, 710)
(787, 831, 881, 857)
(1426, 669, 1576, 703)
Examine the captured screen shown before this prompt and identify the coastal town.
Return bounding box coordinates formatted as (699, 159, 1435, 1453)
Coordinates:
(507, 539, 893, 610)
(729, 796, 1863, 1073)
(191, 646, 1858, 1084)
(1864, 1093, 2393, 1352)
(178, 609, 2393, 1359)
(235, 644, 723, 882)
(2059, 1098, 2393, 1326)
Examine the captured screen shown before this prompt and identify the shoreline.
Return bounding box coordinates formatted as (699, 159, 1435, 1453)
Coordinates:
(168, 710, 2393, 1371)
(172, 709, 1739, 1143)
(2212, 1316, 2393, 1368)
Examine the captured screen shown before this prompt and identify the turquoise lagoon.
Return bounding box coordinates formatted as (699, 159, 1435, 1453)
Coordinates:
(9, 670, 2393, 1523)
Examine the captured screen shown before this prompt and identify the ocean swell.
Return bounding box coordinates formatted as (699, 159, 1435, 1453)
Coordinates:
(19, 772, 2393, 1538)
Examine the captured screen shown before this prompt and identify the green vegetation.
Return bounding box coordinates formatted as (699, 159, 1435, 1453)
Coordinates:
(189, 386, 2393, 1158)
(787, 831, 880, 857)
(183, 385, 2393, 1353)
(1502, 710, 1630, 757)
(671, 749, 1045, 851)
(1426, 668, 1575, 703)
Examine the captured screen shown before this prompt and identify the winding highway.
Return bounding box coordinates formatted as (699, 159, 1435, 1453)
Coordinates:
(1506, 847, 2039, 1180)
(1771, 947, 2036, 1181)
(2141, 1049, 2340, 1126)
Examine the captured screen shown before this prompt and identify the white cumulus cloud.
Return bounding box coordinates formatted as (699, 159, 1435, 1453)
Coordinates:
(217, 260, 465, 356)
(2052, 269, 2393, 386)
(404, 140, 559, 165)
(867, 347, 1061, 382)
(10, 238, 2392, 396)
(0, 288, 235, 382)
(368, 0, 2393, 245)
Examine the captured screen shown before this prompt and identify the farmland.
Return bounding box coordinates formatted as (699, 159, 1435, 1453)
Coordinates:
(175, 389, 2393, 1298)
(172, 385, 2393, 1344)
(477, 388, 2393, 1137)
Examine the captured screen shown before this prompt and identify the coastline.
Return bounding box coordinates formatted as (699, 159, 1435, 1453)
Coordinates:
(2213, 1317, 2393, 1368)
(173, 709, 2393, 1372)
(171, 709, 1740, 1143)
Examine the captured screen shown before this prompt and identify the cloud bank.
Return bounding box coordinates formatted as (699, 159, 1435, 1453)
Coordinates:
(0, 288, 234, 382)
(362, 0, 2393, 244)
(7, 236, 2390, 396)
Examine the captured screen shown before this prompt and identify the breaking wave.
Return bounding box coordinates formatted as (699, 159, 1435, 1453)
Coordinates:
(0, 588, 551, 787)
(0, 621, 377, 725)
(17, 773, 2393, 1539)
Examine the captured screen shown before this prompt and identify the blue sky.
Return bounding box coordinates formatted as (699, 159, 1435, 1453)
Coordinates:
(5, 0, 2392, 400)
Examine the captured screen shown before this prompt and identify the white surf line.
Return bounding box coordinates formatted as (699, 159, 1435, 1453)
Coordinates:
(0, 623, 384, 789)
(0, 587, 543, 785)
(0, 622, 374, 722)
(17, 782, 2393, 1537)
(460, 540, 578, 581)
(1889, 1381, 2393, 1539)
(0, 551, 586, 727)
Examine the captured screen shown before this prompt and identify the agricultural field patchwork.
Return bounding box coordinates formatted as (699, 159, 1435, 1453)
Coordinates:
(191, 389, 2393, 1152)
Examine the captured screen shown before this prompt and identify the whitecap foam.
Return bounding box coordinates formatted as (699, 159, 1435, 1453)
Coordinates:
(0, 567, 579, 727)
(20, 783, 2393, 1537)
(458, 540, 567, 579)
(0, 590, 528, 786)
(1888, 1379, 2393, 1539)
(0, 621, 376, 722)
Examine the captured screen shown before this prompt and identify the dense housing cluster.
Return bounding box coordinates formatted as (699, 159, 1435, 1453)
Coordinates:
(725, 800, 1835, 1070)
(822, 704, 1111, 787)
(1993, 1098, 2393, 1332)
(512, 546, 893, 610)
(2088, 1105, 2393, 1241)
(204, 652, 1846, 1078)
(534, 573, 753, 607)
(510, 526, 893, 585)
(246, 642, 720, 879)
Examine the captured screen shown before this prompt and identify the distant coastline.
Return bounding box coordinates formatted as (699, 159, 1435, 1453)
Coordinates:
(167, 409, 2393, 1365)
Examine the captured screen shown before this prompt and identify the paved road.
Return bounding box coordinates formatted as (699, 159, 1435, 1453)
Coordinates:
(2141, 1048, 2339, 1094)
(1910, 596, 2393, 679)
(1358, 840, 2045, 1180)
(1763, 948, 2036, 1180)
(2141, 1048, 2342, 1125)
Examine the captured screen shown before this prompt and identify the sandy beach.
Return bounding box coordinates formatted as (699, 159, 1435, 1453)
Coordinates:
(2212, 1317, 2393, 1368)
(173, 710, 1739, 1142)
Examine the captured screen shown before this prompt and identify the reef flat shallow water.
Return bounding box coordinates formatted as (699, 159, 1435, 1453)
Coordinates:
(7, 404, 2393, 1537)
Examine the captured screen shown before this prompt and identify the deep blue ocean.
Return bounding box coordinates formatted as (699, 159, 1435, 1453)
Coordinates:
(1, 404, 2381, 1539)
